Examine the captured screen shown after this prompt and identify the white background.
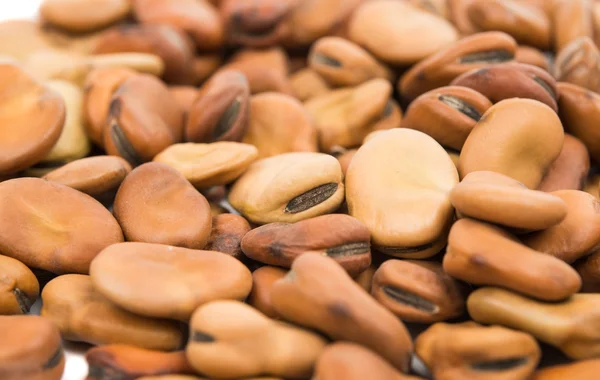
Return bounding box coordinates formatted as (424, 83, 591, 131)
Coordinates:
(0, 1, 42, 21)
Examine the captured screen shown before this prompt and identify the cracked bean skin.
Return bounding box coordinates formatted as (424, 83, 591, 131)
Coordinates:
(85, 345, 194, 380)
(399, 32, 517, 102)
(315, 343, 423, 380)
(451, 171, 568, 231)
(401, 86, 492, 151)
(241, 214, 371, 275)
(346, 129, 458, 259)
(458, 98, 564, 189)
(0, 255, 39, 315)
(467, 287, 600, 360)
(0, 315, 65, 380)
(186, 300, 327, 379)
(90, 242, 252, 321)
(41, 274, 184, 350)
(228, 152, 344, 224)
(415, 321, 540, 380)
(371, 260, 466, 323)
(271, 254, 413, 373)
(113, 162, 212, 249)
(444, 218, 581, 301)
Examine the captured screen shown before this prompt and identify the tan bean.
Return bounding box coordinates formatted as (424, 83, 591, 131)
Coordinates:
(228, 152, 345, 224)
(372, 260, 466, 323)
(399, 32, 517, 102)
(271, 254, 413, 372)
(459, 98, 564, 189)
(241, 214, 371, 276)
(85, 345, 194, 380)
(348, 0, 458, 65)
(0, 63, 65, 175)
(205, 214, 251, 260)
(244, 92, 318, 157)
(416, 322, 540, 380)
(0, 315, 65, 380)
(41, 274, 183, 350)
(0, 255, 39, 315)
(186, 300, 327, 379)
(451, 171, 568, 230)
(467, 287, 600, 360)
(248, 266, 287, 319)
(444, 218, 581, 301)
(346, 129, 458, 259)
(113, 162, 212, 249)
(0, 178, 123, 274)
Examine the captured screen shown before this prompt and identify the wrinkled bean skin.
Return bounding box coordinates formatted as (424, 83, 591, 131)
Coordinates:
(401, 86, 492, 150)
(371, 260, 466, 323)
(451, 63, 558, 112)
(399, 32, 517, 102)
(241, 214, 371, 276)
(9, 0, 600, 377)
